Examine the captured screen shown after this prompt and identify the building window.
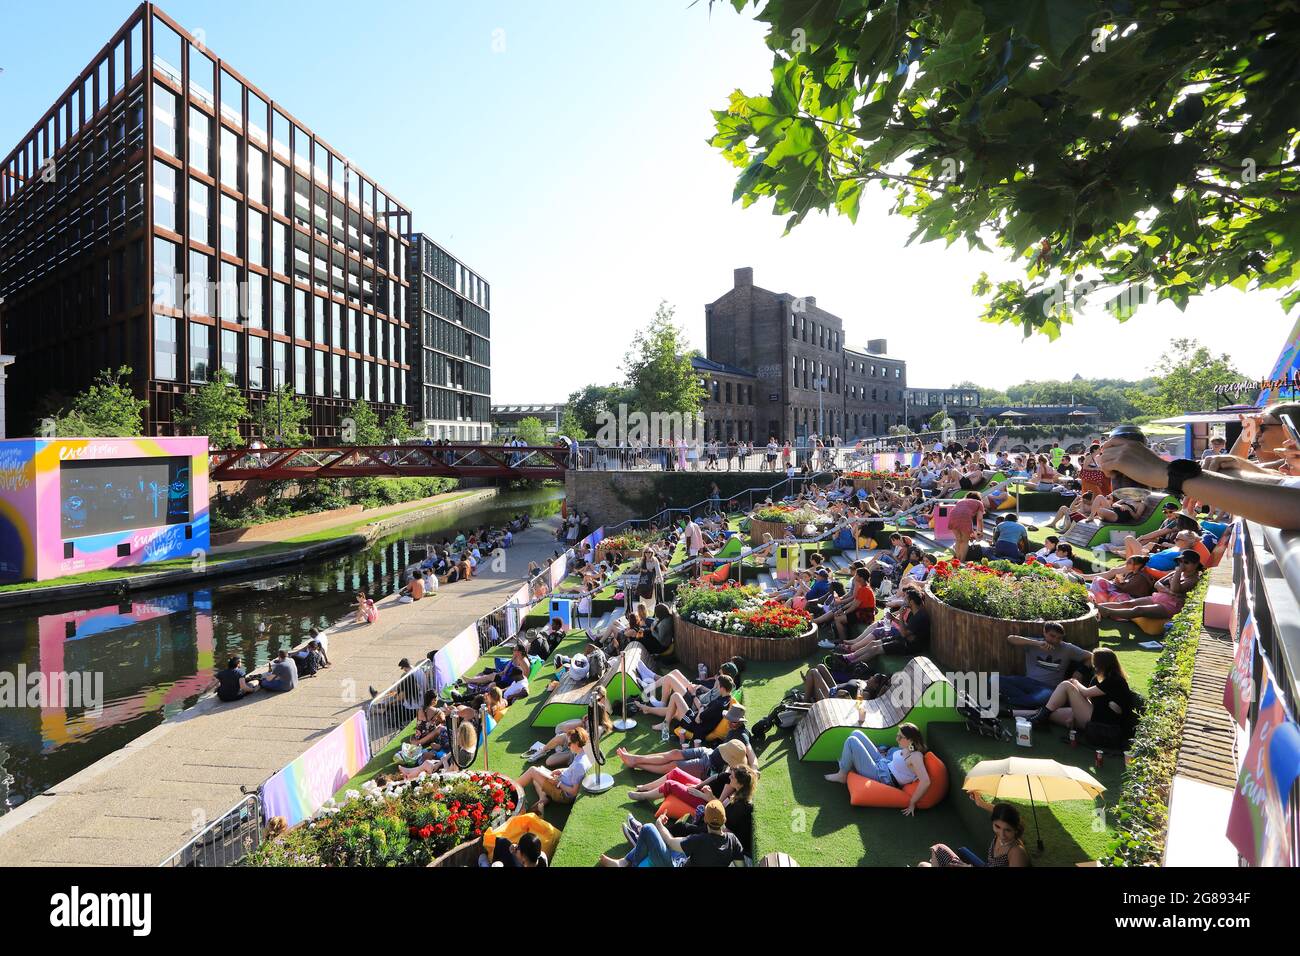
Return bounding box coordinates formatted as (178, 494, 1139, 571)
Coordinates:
(272, 280, 287, 334)
(248, 209, 265, 266)
(221, 328, 240, 381)
(272, 160, 288, 215)
(189, 322, 211, 382)
(294, 345, 307, 394)
(249, 335, 265, 390)
(220, 128, 241, 191)
(272, 340, 287, 390)
(153, 237, 180, 309)
(153, 160, 177, 230)
(188, 107, 210, 175)
(272, 220, 286, 274)
(313, 349, 325, 396)
(188, 251, 211, 315)
(219, 261, 239, 323)
(153, 83, 178, 155)
(189, 178, 210, 245)
(154, 314, 178, 380)
(331, 302, 342, 348)
(247, 145, 265, 204)
(313, 295, 325, 344)
(220, 194, 239, 255)
(247, 273, 264, 329)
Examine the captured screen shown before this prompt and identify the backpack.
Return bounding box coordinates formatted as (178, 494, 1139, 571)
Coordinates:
(587, 649, 609, 682)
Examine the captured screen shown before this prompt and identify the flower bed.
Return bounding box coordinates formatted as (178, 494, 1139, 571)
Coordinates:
(748, 504, 828, 545)
(238, 771, 521, 867)
(672, 581, 818, 670)
(596, 529, 655, 558)
(924, 560, 1099, 673)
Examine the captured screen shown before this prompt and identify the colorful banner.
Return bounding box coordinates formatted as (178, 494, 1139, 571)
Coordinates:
(1225, 612, 1258, 727)
(548, 553, 568, 590)
(433, 623, 481, 694)
(869, 452, 922, 472)
(1257, 314, 1300, 407)
(504, 583, 530, 638)
(1227, 672, 1300, 866)
(259, 710, 370, 828)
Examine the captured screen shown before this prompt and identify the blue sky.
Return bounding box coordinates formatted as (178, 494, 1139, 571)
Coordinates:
(0, 0, 1290, 403)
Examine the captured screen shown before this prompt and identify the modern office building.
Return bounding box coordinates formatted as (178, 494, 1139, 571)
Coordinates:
(490, 404, 563, 439)
(0, 3, 412, 441)
(406, 235, 491, 441)
(702, 267, 907, 442)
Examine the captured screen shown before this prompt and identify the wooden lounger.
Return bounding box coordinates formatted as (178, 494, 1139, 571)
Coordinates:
(795, 657, 966, 761)
(530, 642, 649, 727)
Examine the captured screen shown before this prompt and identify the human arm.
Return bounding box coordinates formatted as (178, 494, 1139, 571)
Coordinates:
(903, 755, 930, 816)
(655, 815, 686, 853)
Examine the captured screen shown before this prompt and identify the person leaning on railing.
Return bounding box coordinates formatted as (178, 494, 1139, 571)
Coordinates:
(1098, 427, 1300, 531)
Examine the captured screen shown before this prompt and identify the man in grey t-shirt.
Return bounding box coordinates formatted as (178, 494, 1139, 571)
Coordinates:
(1001, 623, 1092, 713)
(260, 650, 298, 693)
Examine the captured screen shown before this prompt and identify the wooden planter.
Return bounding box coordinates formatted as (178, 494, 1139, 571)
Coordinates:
(850, 478, 888, 496)
(748, 516, 793, 547)
(672, 611, 820, 672)
(922, 581, 1100, 674)
(420, 774, 524, 868)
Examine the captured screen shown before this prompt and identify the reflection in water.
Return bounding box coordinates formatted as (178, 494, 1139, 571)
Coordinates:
(0, 487, 562, 811)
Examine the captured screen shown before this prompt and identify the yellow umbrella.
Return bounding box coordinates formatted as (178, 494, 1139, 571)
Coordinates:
(963, 756, 1106, 852)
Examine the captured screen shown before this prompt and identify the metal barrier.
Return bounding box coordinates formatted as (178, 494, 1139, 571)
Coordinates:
(159, 793, 262, 867)
(365, 659, 438, 755)
(1233, 518, 1300, 865)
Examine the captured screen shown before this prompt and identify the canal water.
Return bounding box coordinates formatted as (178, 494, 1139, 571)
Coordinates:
(0, 486, 563, 812)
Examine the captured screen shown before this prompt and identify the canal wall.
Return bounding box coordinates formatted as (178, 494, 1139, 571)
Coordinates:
(565, 470, 788, 526)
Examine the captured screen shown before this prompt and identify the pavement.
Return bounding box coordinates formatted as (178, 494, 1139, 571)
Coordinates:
(0, 517, 562, 866)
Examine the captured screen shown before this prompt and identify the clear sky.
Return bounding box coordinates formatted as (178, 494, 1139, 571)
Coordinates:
(0, 0, 1290, 403)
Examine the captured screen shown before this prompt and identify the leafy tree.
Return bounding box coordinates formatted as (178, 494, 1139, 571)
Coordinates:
(928, 409, 949, 431)
(342, 400, 384, 445)
(52, 366, 147, 437)
(566, 383, 629, 437)
(174, 368, 249, 448)
(254, 385, 312, 446)
(1135, 337, 1244, 418)
(622, 302, 707, 416)
(558, 408, 588, 441)
(382, 407, 415, 443)
(710, 1, 1300, 337)
(514, 417, 549, 446)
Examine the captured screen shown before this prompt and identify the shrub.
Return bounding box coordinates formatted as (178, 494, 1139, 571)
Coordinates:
(238, 771, 517, 867)
(752, 503, 823, 525)
(929, 560, 1090, 620)
(675, 580, 760, 618)
(676, 582, 812, 638)
(1104, 578, 1208, 867)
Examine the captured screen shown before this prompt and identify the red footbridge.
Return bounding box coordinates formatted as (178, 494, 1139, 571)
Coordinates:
(208, 444, 570, 482)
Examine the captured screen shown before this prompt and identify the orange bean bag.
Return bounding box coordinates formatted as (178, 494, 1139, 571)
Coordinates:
(847, 750, 948, 810)
(706, 563, 732, 584)
(658, 794, 698, 822)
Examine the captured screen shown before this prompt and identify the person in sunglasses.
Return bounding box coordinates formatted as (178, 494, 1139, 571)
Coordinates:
(1097, 549, 1202, 622)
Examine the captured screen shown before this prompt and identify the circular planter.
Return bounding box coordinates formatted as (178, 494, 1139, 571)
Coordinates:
(748, 515, 793, 547)
(922, 580, 1100, 675)
(672, 611, 820, 672)
(405, 772, 524, 868)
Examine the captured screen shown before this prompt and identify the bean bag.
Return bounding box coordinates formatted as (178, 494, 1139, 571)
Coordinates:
(704, 718, 732, 743)
(993, 494, 1018, 511)
(706, 563, 732, 584)
(658, 794, 698, 822)
(482, 812, 561, 858)
(1133, 617, 1168, 636)
(847, 751, 948, 810)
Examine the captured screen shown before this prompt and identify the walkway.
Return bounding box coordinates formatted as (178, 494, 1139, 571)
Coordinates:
(1164, 560, 1241, 866)
(0, 519, 562, 867)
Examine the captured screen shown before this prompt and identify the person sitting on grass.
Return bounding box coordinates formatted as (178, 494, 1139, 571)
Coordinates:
(399, 718, 476, 778)
(1097, 548, 1202, 622)
(1037, 541, 1077, 570)
(525, 686, 613, 768)
(460, 642, 530, 692)
(1080, 555, 1155, 604)
(644, 674, 736, 742)
(921, 799, 1031, 868)
(1131, 529, 1211, 579)
(821, 590, 931, 663)
(1002, 624, 1093, 714)
(409, 691, 448, 749)
(824, 723, 932, 817)
(981, 478, 1015, 513)
(623, 738, 754, 803)
(516, 727, 592, 816)
(599, 799, 744, 868)
(1026, 647, 1135, 735)
(634, 663, 740, 728)
(627, 765, 758, 863)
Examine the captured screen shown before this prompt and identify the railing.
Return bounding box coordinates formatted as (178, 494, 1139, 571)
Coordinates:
(1233, 518, 1300, 865)
(366, 659, 437, 755)
(159, 793, 261, 868)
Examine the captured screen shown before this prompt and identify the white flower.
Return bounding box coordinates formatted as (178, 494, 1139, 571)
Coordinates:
(344, 789, 361, 802)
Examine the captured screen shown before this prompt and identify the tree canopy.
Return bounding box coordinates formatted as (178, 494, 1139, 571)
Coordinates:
(175, 369, 249, 448)
(622, 302, 707, 417)
(342, 400, 384, 445)
(254, 385, 312, 446)
(710, 0, 1300, 337)
(51, 366, 147, 437)
(513, 417, 549, 446)
(1132, 336, 1243, 418)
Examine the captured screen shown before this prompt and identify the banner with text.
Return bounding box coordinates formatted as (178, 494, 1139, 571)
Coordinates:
(1224, 612, 1257, 728)
(259, 710, 370, 828)
(1227, 671, 1300, 866)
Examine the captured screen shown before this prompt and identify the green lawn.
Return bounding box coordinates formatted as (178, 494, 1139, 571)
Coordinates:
(335, 604, 1165, 867)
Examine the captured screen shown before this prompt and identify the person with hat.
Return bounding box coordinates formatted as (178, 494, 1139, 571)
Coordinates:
(623, 737, 754, 802)
(641, 764, 758, 861)
(599, 798, 744, 867)
(617, 723, 757, 786)
(1113, 500, 1200, 556)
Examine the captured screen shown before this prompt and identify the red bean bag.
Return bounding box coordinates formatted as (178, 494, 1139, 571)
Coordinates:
(847, 750, 948, 810)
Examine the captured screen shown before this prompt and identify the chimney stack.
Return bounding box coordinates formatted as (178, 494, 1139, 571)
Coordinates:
(867, 338, 888, 354)
(734, 267, 753, 289)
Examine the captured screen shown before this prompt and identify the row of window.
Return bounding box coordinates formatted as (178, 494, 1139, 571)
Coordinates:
(153, 315, 405, 404)
(847, 386, 893, 403)
(422, 386, 488, 424)
(418, 239, 489, 310)
(151, 236, 406, 362)
(790, 312, 840, 352)
(703, 380, 754, 406)
(793, 355, 840, 393)
(848, 358, 902, 379)
(419, 311, 489, 366)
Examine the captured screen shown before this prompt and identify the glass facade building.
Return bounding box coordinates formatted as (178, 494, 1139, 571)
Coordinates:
(406, 234, 491, 441)
(0, 3, 412, 440)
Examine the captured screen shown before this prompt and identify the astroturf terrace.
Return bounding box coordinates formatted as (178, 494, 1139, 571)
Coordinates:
(336, 596, 1166, 866)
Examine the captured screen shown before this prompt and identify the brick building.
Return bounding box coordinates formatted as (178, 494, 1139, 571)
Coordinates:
(702, 267, 907, 442)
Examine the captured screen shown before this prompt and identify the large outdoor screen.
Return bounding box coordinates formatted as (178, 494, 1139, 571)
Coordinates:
(59, 456, 192, 539)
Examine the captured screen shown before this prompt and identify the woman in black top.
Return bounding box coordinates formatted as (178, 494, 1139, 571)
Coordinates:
(664, 765, 757, 860)
(1028, 647, 1133, 731)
